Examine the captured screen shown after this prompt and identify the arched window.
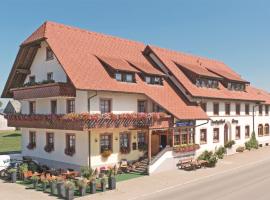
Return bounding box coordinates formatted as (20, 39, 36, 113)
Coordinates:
(264, 124, 269, 136)
(258, 124, 264, 137)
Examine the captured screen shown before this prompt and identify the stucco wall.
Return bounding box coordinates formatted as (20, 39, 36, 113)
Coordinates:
(21, 128, 89, 167)
(0, 115, 15, 130)
(24, 41, 67, 83)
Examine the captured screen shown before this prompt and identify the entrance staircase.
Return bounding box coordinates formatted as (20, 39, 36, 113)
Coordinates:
(131, 157, 150, 174)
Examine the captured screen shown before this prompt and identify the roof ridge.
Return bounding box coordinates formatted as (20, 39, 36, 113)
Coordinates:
(45, 21, 145, 47)
(149, 45, 226, 66)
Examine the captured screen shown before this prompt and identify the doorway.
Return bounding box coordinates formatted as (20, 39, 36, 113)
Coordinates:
(160, 135, 167, 149)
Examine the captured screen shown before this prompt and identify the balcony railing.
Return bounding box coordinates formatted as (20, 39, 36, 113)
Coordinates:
(6, 113, 171, 131)
(11, 82, 76, 100)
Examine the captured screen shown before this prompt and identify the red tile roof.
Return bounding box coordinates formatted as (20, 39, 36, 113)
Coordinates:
(20, 21, 208, 120)
(148, 45, 264, 102)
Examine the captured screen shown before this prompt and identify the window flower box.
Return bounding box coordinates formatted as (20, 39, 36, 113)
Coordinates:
(120, 147, 130, 154)
(101, 150, 112, 158)
(173, 144, 200, 153)
(44, 144, 54, 153)
(27, 143, 36, 150)
(65, 147, 75, 156)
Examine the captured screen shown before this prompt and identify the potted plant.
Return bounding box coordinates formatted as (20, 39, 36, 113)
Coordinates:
(101, 149, 112, 158)
(18, 163, 28, 180)
(89, 177, 96, 194)
(80, 166, 93, 179)
(108, 166, 117, 190)
(100, 177, 107, 192)
(49, 176, 57, 195)
(77, 178, 88, 196)
(56, 177, 65, 198)
(8, 168, 17, 183)
(64, 180, 75, 200)
(31, 175, 40, 189)
(41, 177, 49, 192)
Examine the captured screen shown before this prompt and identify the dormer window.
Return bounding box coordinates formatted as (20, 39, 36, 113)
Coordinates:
(47, 72, 53, 81)
(227, 82, 245, 91)
(145, 76, 162, 85)
(46, 47, 54, 61)
(115, 72, 134, 83)
(196, 78, 219, 89)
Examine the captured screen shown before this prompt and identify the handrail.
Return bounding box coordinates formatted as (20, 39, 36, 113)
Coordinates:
(150, 146, 173, 165)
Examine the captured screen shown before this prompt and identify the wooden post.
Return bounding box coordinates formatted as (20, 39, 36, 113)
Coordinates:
(148, 129, 152, 162)
(172, 128, 174, 147)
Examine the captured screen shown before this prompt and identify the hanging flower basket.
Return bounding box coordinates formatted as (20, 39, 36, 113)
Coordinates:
(173, 144, 200, 153)
(27, 143, 36, 150)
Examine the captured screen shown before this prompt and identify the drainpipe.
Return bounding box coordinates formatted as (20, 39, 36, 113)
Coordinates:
(87, 91, 98, 168)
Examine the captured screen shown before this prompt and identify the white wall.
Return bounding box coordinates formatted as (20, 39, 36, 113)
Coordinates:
(195, 100, 270, 154)
(0, 115, 15, 130)
(21, 128, 89, 167)
(24, 41, 67, 83)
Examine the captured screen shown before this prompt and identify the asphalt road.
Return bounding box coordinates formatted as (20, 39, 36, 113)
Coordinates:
(137, 158, 270, 200)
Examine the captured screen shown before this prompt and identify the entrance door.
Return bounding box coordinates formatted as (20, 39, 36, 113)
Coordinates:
(160, 135, 167, 149)
(151, 134, 160, 156)
(224, 124, 228, 144)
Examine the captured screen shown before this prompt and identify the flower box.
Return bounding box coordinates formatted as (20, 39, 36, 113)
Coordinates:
(173, 144, 200, 153)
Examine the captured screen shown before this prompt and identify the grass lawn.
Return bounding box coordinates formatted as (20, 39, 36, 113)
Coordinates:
(0, 130, 21, 154)
(116, 172, 145, 182)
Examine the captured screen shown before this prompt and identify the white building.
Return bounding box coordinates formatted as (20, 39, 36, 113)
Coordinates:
(2, 21, 270, 173)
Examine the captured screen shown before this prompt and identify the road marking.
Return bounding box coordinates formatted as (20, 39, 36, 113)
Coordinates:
(129, 156, 270, 200)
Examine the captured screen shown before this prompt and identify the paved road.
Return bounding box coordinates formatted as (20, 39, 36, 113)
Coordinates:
(136, 157, 270, 200)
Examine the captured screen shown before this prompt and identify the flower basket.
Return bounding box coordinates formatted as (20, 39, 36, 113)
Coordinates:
(27, 143, 36, 150)
(101, 150, 112, 158)
(173, 144, 200, 153)
(120, 147, 130, 154)
(44, 144, 54, 153)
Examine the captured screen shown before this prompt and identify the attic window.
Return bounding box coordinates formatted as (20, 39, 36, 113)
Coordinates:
(46, 47, 54, 61)
(115, 72, 134, 83)
(145, 76, 162, 85)
(227, 82, 245, 91)
(196, 78, 219, 89)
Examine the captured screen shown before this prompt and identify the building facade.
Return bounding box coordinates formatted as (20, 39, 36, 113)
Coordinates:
(2, 21, 270, 173)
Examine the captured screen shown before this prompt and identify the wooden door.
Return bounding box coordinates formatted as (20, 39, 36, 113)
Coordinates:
(151, 134, 160, 156)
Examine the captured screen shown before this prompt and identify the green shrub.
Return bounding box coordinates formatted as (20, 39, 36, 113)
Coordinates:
(207, 154, 218, 167)
(80, 166, 93, 179)
(215, 146, 226, 159)
(198, 150, 213, 161)
(224, 140, 235, 149)
(64, 180, 75, 190)
(245, 132, 259, 150)
(19, 163, 28, 174)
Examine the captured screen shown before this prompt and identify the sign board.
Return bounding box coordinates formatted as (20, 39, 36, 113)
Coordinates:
(175, 120, 195, 127)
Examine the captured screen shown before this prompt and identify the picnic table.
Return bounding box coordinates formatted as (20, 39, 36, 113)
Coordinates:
(177, 158, 207, 170)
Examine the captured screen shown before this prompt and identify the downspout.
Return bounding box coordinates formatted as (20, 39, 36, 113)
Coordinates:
(87, 91, 98, 168)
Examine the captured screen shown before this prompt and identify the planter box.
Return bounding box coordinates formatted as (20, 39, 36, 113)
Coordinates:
(57, 182, 65, 198)
(50, 182, 57, 195)
(79, 186, 86, 196)
(10, 172, 17, 183)
(90, 182, 96, 194)
(108, 177, 116, 190)
(65, 188, 74, 200)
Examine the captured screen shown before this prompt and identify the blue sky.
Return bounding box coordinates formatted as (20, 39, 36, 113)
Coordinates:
(0, 0, 269, 108)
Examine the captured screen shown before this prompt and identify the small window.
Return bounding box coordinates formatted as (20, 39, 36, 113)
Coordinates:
(245, 104, 250, 115)
(46, 132, 54, 146)
(29, 76, 36, 84)
(51, 100, 57, 114)
(265, 105, 269, 115)
(225, 103, 230, 115)
(115, 72, 122, 81)
(245, 126, 250, 138)
(137, 132, 146, 150)
(100, 99, 111, 114)
(138, 100, 147, 113)
(29, 131, 36, 145)
(145, 76, 162, 85)
(235, 126, 241, 140)
(125, 74, 133, 82)
(200, 129, 207, 144)
(264, 124, 269, 136)
(145, 76, 151, 84)
(258, 124, 264, 137)
(201, 103, 207, 112)
(153, 103, 164, 112)
(29, 101, 36, 114)
(236, 103, 241, 115)
(213, 128, 219, 143)
(66, 99, 75, 113)
(46, 47, 54, 61)
(213, 103, 219, 115)
(47, 72, 53, 81)
(120, 132, 130, 153)
(259, 105, 263, 115)
(100, 134, 112, 153)
(66, 134, 75, 153)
